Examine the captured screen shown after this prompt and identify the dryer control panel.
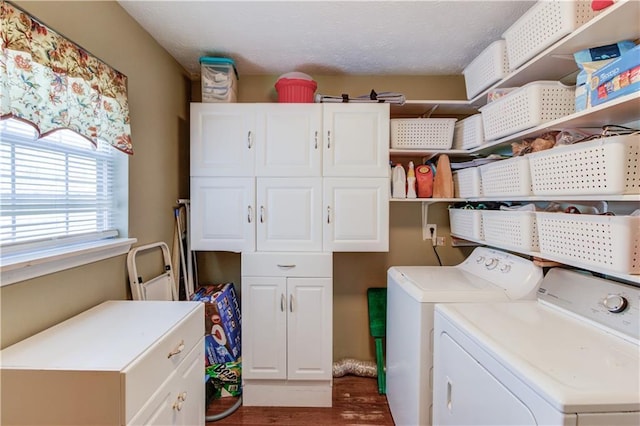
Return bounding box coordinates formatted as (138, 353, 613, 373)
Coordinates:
(538, 268, 640, 343)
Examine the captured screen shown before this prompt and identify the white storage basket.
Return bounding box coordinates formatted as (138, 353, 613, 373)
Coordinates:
(453, 168, 482, 198)
(479, 156, 532, 196)
(528, 134, 640, 196)
(390, 118, 457, 149)
(463, 40, 509, 100)
(482, 210, 539, 252)
(503, 0, 597, 71)
(536, 212, 640, 274)
(452, 115, 485, 150)
(480, 81, 576, 141)
(449, 209, 484, 241)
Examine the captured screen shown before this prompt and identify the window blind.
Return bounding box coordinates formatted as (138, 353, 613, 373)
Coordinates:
(1, 119, 119, 253)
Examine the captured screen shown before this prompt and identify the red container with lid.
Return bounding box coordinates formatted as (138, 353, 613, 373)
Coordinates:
(275, 72, 317, 103)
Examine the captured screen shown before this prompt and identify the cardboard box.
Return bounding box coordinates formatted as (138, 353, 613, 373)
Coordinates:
(590, 45, 640, 108)
(191, 282, 241, 366)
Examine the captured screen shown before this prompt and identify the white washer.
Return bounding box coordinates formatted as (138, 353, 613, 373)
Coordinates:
(386, 246, 543, 426)
(433, 268, 640, 426)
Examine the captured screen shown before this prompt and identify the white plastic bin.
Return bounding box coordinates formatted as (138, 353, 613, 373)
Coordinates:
(390, 118, 457, 149)
(536, 212, 640, 274)
(453, 168, 482, 198)
(463, 40, 509, 100)
(480, 81, 575, 141)
(449, 209, 484, 241)
(200, 57, 238, 103)
(479, 156, 532, 196)
(528, 134, 640, 196)
(452, 114, 485, 150)
(482, 210, 539, 252)
(503, 0, 597, 70)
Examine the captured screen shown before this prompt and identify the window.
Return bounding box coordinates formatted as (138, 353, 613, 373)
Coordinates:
(0, 118, 131, 285)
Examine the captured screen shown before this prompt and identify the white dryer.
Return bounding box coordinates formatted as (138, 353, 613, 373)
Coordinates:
(386, 247, 543, 426)
(433, 268, 640, 426)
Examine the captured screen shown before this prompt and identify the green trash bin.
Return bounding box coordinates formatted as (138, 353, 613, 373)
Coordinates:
(367, 287, 387, 394)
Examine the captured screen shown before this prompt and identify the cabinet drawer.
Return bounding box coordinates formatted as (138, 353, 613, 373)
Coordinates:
(128, 337, 205, 425)
(124, 304, 204, 421)
(242, 252, 332, 277)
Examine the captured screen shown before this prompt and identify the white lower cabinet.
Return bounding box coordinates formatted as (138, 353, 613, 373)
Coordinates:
(0, 301, 205, 426)
(241, 252, 333, 407)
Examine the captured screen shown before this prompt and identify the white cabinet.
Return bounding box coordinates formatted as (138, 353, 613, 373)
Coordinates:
(0, 301, 205, 426)
(256, 177, 323, 252)
(324, 177, 390, 252)
(190, 176, 255, 252)
(323, 103, 390, 177)
(241, 252, 333, 407)
(190, 102, 390, 253)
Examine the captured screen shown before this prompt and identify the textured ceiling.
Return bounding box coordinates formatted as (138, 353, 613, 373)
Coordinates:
(118, 1, 536, 78)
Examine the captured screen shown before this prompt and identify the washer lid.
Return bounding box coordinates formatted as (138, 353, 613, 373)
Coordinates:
(388, 266, 509, 303)
(436, 302, 640, 413)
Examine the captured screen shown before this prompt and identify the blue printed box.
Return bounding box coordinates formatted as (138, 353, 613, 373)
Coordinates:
(191, 282, 241, 366)
(590, 45, 640, 108)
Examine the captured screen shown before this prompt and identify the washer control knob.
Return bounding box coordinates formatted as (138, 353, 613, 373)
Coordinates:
(500, 264, 511, 273)
(603, 294, 628, 313)
(476, 256, 485, 264)
(485, 258, 499, 270)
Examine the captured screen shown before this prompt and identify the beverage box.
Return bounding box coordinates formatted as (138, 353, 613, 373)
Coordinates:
(191, 282, 241, 366)
(590, 45, 640, 108)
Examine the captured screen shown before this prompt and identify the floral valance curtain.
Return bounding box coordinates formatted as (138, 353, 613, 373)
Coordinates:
(0, 1, 133, 154)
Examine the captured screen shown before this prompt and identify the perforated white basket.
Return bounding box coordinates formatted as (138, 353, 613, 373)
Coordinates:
(480, 81, 576, 141)
(463, 40, 509, 99)
(536, 212, 640, 274)
(482, 210, 539, 252)
(453, 168, 482, 198)
(449, 209, 484, 241)
(390, 118, 457, 149)
(503, 0, 597, 71)
(452, 114, 485, 150)
(479, 156, 532, 196)
(528, 134, 640, 196)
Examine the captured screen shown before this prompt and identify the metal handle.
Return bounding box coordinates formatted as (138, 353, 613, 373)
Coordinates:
(314, 130, 318, 149)
(277, 264, 296, 268)
(289, 294, 294, 312)
(260, 206, 265, 223)
(327, 130, 331, 149)
(327, 206, 331, 224)
(447, 378, 453, 412)
(172, 392, 187, 411)
(247, 131, 253, 149)
(167, 340, 185, 358)
(281, 293, 285, 312)
(247, 205, 253, 223)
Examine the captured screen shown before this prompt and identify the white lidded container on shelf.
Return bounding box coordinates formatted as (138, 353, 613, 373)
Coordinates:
(463, 40, 509, 100)
(200, 56, 239, 103)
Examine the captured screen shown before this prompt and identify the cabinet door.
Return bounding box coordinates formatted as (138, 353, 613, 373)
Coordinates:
(190, 177, 255, 252)
(255, 104, 322, 177)
(190, 103, 255, 177)
(256, 177, 322, 252)
(287, 277, 333, 380)
(322, 104, 390, 177)
(323, 177, 389, 252)
(242, 276, 287, 380)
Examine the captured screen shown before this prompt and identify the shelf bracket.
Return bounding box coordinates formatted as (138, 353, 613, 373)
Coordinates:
(421, 202, 431, 240)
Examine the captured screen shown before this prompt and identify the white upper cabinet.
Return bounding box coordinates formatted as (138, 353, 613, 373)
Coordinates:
(255, 104, 322, 177)
(191, 103, 256, 177)
(256, 177, 323, 252)
(322, 103, 390, 177)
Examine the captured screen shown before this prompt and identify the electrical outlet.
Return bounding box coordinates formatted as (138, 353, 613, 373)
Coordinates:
(427, 224, 437, 246)
(436, 236, 446, 246)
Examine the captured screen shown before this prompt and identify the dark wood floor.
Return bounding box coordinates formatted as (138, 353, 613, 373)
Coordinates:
(206, 376, 395, 425)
